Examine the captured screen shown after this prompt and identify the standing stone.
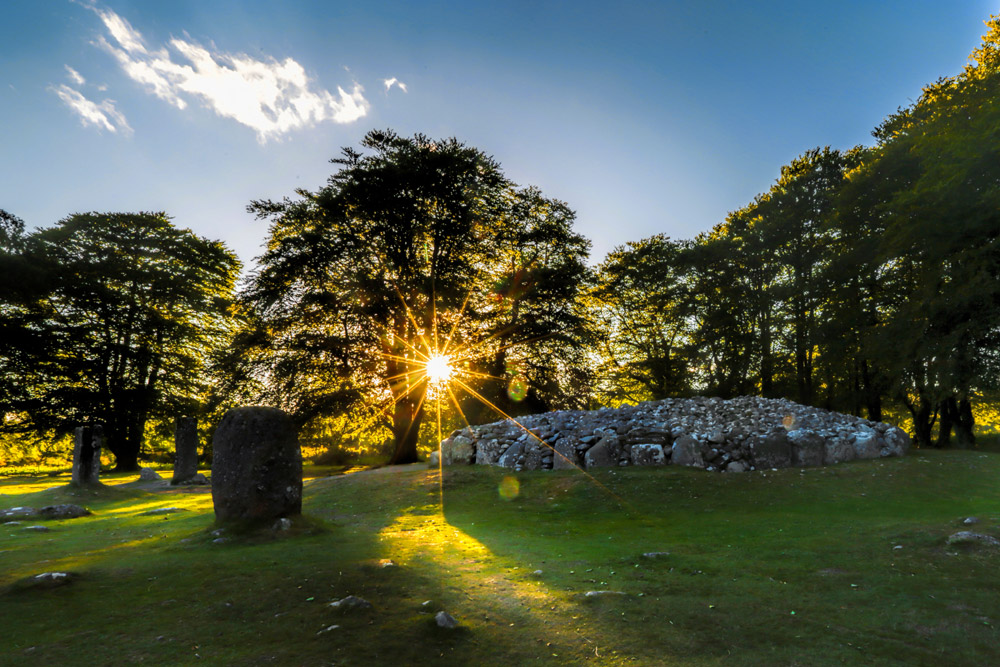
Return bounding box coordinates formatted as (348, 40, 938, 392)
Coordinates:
(71, 425, 102, 486)
(211, 407, 302, 525)
(552, 439, 580, 470)
(584, 441, 615, 468)
(171, 416, 200, 485)
(787, 429, 825, 467)
(440, 434, 475, 465)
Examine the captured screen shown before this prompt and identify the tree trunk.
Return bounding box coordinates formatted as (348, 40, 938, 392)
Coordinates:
(389, 392, 425, 465)
(936, 397, 954, 448)
(954, 397, 976, 448)
(909, 395, 936, 448)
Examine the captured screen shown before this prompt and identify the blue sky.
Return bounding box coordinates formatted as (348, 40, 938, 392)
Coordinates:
(1, 1, 995, 268)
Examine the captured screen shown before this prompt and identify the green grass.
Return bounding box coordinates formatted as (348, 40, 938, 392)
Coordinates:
(1, 452, 999, 665)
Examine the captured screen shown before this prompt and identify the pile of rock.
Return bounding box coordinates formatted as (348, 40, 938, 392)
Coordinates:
(437, 396, 910, 472)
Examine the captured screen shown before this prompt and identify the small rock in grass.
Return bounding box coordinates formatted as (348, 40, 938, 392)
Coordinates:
(212, 537, 230, 545)
(379, 559, 397, 568)
(1, 507, 39, 521)
(23, 526, 50, 533)
(642, 551, 670, 559)
(435, 611, 459, 628)
(272, 518, 292, 531)
(584, 590, 627, 599)
(8, 571, 79, 592)
(947, 531, 1000, 547)
(531, 569, 544, 577)
(328, 595, 372, 612)
(38, 504, 91, 520)
(140, 507, 185, 516)
(963, 517, 980, 525)
(316, 624, 340, 635)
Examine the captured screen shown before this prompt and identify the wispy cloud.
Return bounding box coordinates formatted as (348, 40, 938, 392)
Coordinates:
(383, 77, 407, 93)
(65, 65, 86, 86)
(51, 84, 132, 135)
(82, 4, 369, 142)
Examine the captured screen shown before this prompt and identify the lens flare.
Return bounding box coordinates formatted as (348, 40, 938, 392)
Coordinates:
(498, 475, 520, 500)
(425, 354, 454, 386)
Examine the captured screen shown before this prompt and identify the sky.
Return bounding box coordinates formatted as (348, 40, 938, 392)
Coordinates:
(1, 1, 995, 270)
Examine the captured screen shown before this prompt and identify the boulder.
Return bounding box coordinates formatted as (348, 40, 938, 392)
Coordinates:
(211, 407, 302, 525)
(441, 434, 475, 465)
(584, 441, 615, 468)
(631, 444, 666, 466)
(947, 531, 1000, 548)
(497, 442, 524, 468)
(671, 435, 705, 468)
(752, 431, 792, 469)
(824, 437, 856, 465)
(724, 460, 747, 473)
(882, 426, 910, 457)
(139, 467, 162, 481)
(552, 439, 581, 470)
(788, 429, 825, 467)
(852, 430, 880, 459)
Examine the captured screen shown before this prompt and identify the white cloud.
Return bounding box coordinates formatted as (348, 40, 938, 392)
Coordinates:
(85, 5, 369, 142)
(65, 65, 86, 86)
(383, 77, 407, 93)
(51, 84, 132, 136)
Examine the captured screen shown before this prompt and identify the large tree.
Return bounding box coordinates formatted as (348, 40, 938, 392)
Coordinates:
(1, 212, 239, 470)
(240, 130, 592, 464)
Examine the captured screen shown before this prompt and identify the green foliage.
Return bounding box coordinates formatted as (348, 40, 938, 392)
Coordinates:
(237, 130, 592, 464)
(0, 212, 240, 470)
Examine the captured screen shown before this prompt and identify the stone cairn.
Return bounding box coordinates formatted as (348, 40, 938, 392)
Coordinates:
(211, 407, 302, 524)
(171, 416, 200, 485)
(438, 396, 910, 472)
(70, 424, 103, 486)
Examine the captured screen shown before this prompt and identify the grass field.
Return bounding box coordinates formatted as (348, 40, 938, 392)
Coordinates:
(1, 449, 999, 665)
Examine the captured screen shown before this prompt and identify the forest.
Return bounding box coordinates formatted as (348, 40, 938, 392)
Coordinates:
(2, 17, 999, 471)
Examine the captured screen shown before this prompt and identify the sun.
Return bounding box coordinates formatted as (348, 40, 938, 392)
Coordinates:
(424, 353, 454, 386)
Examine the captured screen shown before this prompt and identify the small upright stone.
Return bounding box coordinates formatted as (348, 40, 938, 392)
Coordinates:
(171, 416, 200, 485)
(211, 407, 302, 525)
(71, 425, 102, 486)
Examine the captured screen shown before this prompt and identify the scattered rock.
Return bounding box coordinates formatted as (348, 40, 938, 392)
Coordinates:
(435, 611, 459, 628)
(947, 531, 1000, 547)
(140, 507, 185, 516)
(1, 507, 39, 522)
(139, 467, 163, 481)
(174, 473, 209, 486)
(7, 571, 79, 593)
(316, 624, 340, 635)
(963, 517, 981, 525)
(22, 526, 50, 533)
(328, 595, 373, 612)
(641, 551, 670, 559)
(584, 590, 627, 598)
(38, 504, 91, 520)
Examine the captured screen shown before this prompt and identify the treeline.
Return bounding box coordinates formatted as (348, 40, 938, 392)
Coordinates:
(1, 17, 998, 468)
(591, 17, 1000, 447)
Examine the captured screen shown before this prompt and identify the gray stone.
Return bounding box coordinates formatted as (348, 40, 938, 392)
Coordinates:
(22, 525, 50, 532)
(71, 425, 102, 486)
(140, 507, 184, 516)
(211, 407, 302, 525)
(963, 517, 980, 525)
(853, 430, 880, 459)
(441, 434, 475, 465)
(474, 437, 506, 465)
(38, 504, 91, 520)
(497, 441, 524, 468)
(175, 472, 209, 486)
(584, 441, 615, 468)
(753, 432, 792, 469)
(824, 437, 856, 465)
(788, 429, 825, 467)
(522, 441, 547, 470)
(671, 435, 705, 468)
(552, 439, 580, 470)
(435, 611, 459, 628)
(171, 416, 200, 485)
(1, 507, 39, 522)
(328, 595, 373, 612)
(428, 451, 439, 466)
(631, 444, 666, 466)
(947, 531, 1000, 547)
(724, 460, 747, 473)
(882, 426, 910, 457)
(139, 467, 162, 481)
